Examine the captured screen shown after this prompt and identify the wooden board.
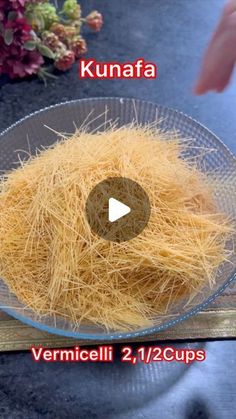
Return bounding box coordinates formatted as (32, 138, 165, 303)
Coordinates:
(0, 281, 236, 351)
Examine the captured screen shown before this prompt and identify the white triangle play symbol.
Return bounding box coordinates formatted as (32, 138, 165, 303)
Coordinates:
(108, 197, 131, 223)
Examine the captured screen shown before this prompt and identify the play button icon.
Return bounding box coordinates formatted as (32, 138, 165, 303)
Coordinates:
(85, 177, 151, 243)
(108, 198, 131, 222)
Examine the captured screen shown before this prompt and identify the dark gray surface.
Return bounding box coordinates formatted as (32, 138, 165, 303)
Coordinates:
(1, 0, 236, 153)
(0, 0, 236, 418)
(0, 341, 235, 419)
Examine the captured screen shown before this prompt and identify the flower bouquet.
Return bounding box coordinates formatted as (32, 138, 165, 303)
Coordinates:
(0, 0, 103, 81)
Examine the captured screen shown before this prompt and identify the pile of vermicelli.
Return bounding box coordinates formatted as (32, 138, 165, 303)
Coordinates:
(0, 125, 232, 331)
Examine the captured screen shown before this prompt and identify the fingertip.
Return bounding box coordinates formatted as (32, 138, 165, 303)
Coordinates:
(223, 0, 236, 17)
(193, 83, 206, 95)
(215, 86, 226, 93)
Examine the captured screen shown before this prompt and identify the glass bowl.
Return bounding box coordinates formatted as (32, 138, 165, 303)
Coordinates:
(0, 97, 236, 341)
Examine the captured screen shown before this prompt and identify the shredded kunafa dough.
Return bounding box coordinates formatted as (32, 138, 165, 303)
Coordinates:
(0, 126, 232, 331)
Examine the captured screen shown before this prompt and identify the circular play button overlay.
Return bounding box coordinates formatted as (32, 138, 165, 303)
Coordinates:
(85, 177, 151, 243)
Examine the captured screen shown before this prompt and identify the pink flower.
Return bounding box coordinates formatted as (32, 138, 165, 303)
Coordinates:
(0, 35, 8, 73)
(0, 4, 45, 80)
(86, 11, 103, 32)
(0, 0, 25, 24)
(70, 38, 87, 59)
(3, 48, 44, 78)
(0, 28, 43, 79)
(10, 0, 25, 9)
(55, 50, 75, 71)
(5, 17, 31, 46)
(0, 0, 25, 15)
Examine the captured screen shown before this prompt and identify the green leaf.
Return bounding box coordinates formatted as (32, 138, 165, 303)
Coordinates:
(37, 67, 58, 86)
(8, 11, 18, 21)
(26, 10, 45, 31)
(35, 13, 45, 31)
(37, 44, 55, 59)
(4, 28, 13, 46)
(24, 40, 36, 51)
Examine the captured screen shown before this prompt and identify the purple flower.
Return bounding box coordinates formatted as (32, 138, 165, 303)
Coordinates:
(3, 47, 44, 78)
(5, 17, 32, 45)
